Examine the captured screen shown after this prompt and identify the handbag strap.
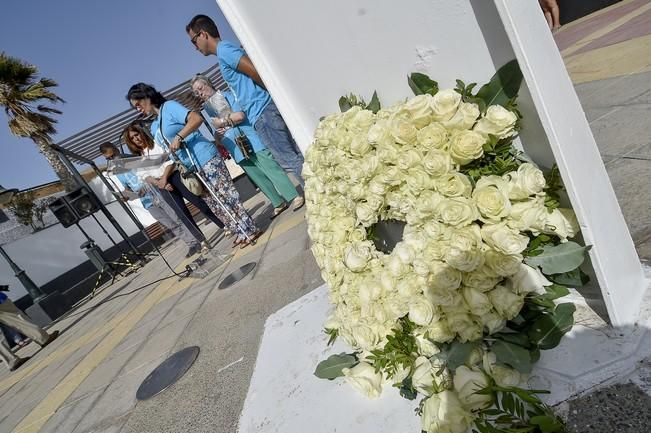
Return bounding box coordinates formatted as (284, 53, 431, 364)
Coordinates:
(157, 103, 195, 171)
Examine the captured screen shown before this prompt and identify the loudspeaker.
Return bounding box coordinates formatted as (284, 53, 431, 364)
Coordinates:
(48, 187, 101, 227)
(66, 187, 100, 219)
(49, 197, 78, 228)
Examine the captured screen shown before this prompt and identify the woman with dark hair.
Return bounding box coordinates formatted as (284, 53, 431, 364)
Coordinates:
(126, 83, 261, 247)
(122, 122, 221, 254)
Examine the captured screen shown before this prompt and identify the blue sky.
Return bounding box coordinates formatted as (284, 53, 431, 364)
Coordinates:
(0, 0, 238, 189)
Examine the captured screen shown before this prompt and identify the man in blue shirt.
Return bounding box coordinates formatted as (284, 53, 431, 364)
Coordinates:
(186, 14, 305, 210)
(0, 285, 59, 371)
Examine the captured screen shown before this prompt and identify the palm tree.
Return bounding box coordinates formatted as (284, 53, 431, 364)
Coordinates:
(0, 52, 76, 190)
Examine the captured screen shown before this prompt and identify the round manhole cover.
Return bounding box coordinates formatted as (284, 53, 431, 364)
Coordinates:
(136, 346, 200, 401)
(218, 262, 256, 290)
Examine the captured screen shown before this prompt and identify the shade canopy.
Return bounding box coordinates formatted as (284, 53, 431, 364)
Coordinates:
(56, 64, 227, 163)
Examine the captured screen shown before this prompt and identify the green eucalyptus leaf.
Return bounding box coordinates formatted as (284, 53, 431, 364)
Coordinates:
(524, 242, 590, 275)
(531, 415, 564, 433)
(542, 284, 570, 300)
(367, 91, 381, 114)
(446, 341, 480, 370)
(548, 268, 591, 287)
(494, 332, 531, 349)
(491, 340, 532, 373)
(408, 72, 439, 96)
(338, 96, 352, 113)
(314, 353, 358, 379)
(527, 303, 576, 350)
(475, 59, 523, 108)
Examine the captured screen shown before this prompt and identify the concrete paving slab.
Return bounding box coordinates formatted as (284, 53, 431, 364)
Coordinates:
(588, 103, 651, 156)
(574, 70, 651, 108)
(38, 389, 103, 433)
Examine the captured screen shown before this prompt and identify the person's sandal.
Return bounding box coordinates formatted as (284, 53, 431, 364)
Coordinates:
(270, 203, 289, 220)
(240, 230, 263, 249)
(292, 196, 305, 211)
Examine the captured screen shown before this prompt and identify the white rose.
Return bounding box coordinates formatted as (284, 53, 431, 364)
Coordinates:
(430, 89, 462, 122)
(504, 163, 546, 199)
(345, 108, 376, 133)
(367, 119, 392, 147)
(441, 102, 480, 130)
(417, 122, 450, 150)
(462, 286, 494, 316)
(488, 285, 524, 320)
(397, 148, 423, 171)
(390, 117, 418, 145)
(349, 135, 372, 156)
(478, 309, 507, 334)
(448, 130, 485, 165)
(355, 202, 379, 226)
(484, 248, 523, 277)
(403, 94, 434, 129)
(462, 265, 501, 291)
(348, 228, 368, 242)
(472, 175, 512, 222)
(508, 263, 552, 295)
(444, 227, 484, 272)
(453, 366, 493, 411)
(447, 312, 483, 342)
(385, 254, 411, 277)
(422, 149, 453, 177)
(412, 191, 444, 224)
(437, 197, 479, 227)
(342, 362, 384, 399)
(427, 260, 463, 291)
(507, 196, 548, 233)
(412, 356, 452, 396)
(405, 168, 433, 192)
(436, 172, 473, 198)
(421, 390, 474, 433)
(352, 319, 384, 351)
(376, 141, 401, 164)
(473, 105, 518, 139)
(424, 320, 456, 343)
(423, 220, 446, 240)
(543, 208, 580, 241)
(344, 241, 375, 272)
(390, 362, 412, 385)
(414, 331, 440, 357)
(483, 352, 523, 387)
(481, 222, 529, 255)
(409, 297, 436, 326)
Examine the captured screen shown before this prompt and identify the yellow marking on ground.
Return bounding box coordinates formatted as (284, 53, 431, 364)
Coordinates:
(233, 211, 306, 259)
(564, 33, 651, 83)
(11, 275, 182, 433)
(561, 1, 651, 57)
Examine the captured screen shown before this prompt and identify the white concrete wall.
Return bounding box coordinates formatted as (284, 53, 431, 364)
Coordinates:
(0, 176, 154, 301)
(216, 0, 647, 325)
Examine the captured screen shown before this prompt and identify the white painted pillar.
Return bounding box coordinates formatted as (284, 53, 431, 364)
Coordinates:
(216, 0, 646, 325)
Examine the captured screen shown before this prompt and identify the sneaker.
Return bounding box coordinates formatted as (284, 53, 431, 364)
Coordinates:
(292, 196, 305, 211)
(41, 330, 59, 348)
(9, 356, 30, 372)
(185, 243, 201, 258)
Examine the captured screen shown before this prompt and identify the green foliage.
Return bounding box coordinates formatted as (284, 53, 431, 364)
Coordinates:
(407, 72, 439, 96)
(522, 234, 555, 258)
(543, 165, 564, 211)
(368, 317, 418, 378)
(524, 242, 590, 275)
(455, 79, 486, 112)
(338, 91, 381, 113)
(367, 91, 381, 114)
(461, 137, 521, 182)
(474, 385, 569, 433)
(547, 268, 590, 287)
(475, 59, 523, 109)
(324, 327, 339, 346)
(527, 303, 576, 350)
(8, 191, 36, 229)
(314, 353, 358, 380)
(397, 377, 418, 400)
(338, 93, 367, 112)
(439, 341, 481, 370)
(491, 340, 533, 374)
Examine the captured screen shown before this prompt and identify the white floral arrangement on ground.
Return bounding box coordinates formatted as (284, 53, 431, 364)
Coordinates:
(305, 61, 591, 433)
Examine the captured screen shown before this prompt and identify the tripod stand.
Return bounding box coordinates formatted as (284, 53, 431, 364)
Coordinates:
(76, 222, 141, 297)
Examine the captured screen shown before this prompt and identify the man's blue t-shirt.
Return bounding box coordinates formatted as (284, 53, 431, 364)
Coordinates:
(204, 91, 267, 163)
(216, 41, 271, 125)
(151, 100, 217, 170)
(0, 293, 7, 304)
(116, 171, 153, 209)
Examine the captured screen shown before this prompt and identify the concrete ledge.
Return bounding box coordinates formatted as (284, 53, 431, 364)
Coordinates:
(239, 272, 651, 432)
